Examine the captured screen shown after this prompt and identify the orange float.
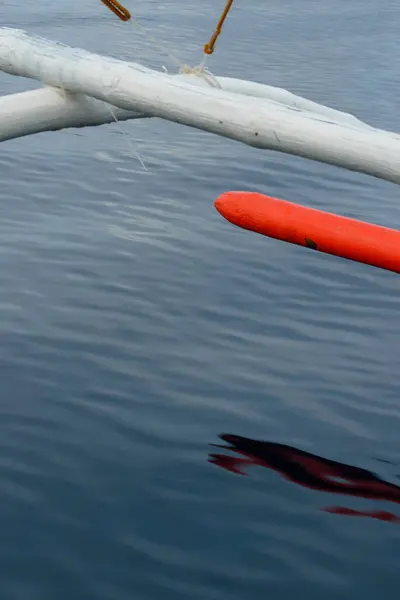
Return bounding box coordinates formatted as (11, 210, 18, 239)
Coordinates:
(214, 191, 400, 273)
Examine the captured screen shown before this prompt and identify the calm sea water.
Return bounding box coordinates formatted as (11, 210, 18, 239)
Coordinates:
(0, 1, 399, 599)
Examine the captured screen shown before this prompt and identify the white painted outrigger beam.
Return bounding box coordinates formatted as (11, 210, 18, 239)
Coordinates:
(0, 87, 145, 142)
(0, 28, 399, 185)
(0, 73, 372, 144)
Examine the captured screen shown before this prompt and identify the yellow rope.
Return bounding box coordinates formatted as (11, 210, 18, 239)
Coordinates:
(99, 0, 224, 83)
(99, 0, 182, 66)
(204, 0, 233, 55)
(100, 0, 131, 22)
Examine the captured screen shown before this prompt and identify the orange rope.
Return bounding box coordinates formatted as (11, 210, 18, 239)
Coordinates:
(100, 0, 131, 21)
(204, 0, 233, 55)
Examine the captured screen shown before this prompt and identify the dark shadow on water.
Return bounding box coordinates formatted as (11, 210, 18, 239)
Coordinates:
(209, 434, 400, 524)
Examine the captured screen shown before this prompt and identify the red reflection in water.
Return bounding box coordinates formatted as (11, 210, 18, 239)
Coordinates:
(209, 434, 400, 524)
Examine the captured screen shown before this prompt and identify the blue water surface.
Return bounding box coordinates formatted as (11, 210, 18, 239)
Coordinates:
(0, 1, 399, 599)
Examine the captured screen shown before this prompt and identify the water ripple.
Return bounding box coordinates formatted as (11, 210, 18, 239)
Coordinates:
(1, 1, 400, 599)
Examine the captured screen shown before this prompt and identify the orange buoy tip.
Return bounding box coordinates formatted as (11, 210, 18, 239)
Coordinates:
(214, 190, 400, 274)
(214, 190, 245, 211)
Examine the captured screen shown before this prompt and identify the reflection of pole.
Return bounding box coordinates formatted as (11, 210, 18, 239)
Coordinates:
(214, 191, 400, 274)
(209, 434, 400, 524)
(323, 507, 400, 523)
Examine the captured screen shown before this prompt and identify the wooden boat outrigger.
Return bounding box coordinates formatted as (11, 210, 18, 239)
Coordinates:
(0, 1, 399, 185)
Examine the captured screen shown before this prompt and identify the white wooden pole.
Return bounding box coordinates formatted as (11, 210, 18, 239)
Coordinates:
(0, 86, 144, 142)
(0, 28, 399, 184)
